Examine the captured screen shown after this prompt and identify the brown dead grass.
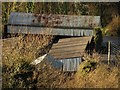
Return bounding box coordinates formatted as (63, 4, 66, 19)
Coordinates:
(106, 16, 120, 36)
(2, 34, 55, 88)
(2, 35, 119, 88)
(2, 34, 53, 66)
(61, 61, 118, 88)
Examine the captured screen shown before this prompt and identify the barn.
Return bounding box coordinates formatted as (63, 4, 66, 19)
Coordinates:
(7, 12, 101, 72)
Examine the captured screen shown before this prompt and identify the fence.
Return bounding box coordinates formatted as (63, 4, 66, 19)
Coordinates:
(99, 41, 120, 66)
(110, 42, 120, 65)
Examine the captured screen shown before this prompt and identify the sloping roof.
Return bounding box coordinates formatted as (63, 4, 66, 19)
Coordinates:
(8, 12, 101, 28)
(49, 36, 92, 59)
(7, 12, 100, 36)
(49, 36, 91, 72)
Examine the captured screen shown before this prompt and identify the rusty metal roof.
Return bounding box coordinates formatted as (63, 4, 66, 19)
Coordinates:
(7, 25, 93, 36)
(7, 12, 100, 36)
(8, 12, 101, 28)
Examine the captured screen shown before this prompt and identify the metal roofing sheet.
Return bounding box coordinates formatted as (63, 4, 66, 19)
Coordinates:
(61, 57, 82, 72)
(7, 25, 93, 36)
(8, 12, 101, 28)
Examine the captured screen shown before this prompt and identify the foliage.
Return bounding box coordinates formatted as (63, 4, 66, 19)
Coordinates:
(2, 59, 35, 88)
(2, 2, 120, 88)
(62, 57, 118, 88)
(26, 2, 35, 13)
(2, 2, 35, 24)
(105, 16, 120, 36)
(2, 35, 54, 88)
(80, 60, 97, 75)
(93, 27, 103, 52)
(2, 35, 119, 88)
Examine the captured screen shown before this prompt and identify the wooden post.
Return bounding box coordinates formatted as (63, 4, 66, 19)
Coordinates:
(108, 41, 110, 65)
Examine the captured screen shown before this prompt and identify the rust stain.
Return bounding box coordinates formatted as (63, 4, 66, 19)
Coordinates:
(34, 13, 41, 22)
(34, 13, 63, 27)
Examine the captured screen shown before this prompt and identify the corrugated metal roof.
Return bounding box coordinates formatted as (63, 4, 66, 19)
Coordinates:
(8, 12, 101, 28)
(45, 54, 82, 72)
(7, 25, 93, 36)
(61, 57, 82, 72)
(7, 12, 100, 36)
(33, 54, 82, 72)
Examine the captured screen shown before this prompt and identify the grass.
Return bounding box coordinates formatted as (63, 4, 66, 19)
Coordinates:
(2, 35, 119, 88)
(2, 34, 55, 88)
(61, 60, 118, 88)
(1, 2, 119, 88)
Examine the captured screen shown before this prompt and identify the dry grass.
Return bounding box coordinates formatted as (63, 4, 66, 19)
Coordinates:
(106, 16, 120, 36)
(61, 57, 119, 88)
(2, 35, 119, 88)
(2, 34, 53, 65)
(2, 34, 55, 88)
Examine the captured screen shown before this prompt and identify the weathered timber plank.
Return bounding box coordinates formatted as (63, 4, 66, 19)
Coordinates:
(53, 36, 91, 46)
(49, 36, 91, 59)
(58, 36, 92, 42)
(53, 41, 88, 47)
(52, 52, 83, 59)
(52, 43, 87, 49)
(51, 51, 83, 56)
(49, 46, 86, 53)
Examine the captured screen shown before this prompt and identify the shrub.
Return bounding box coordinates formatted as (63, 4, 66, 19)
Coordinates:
(93, 27, 103, 52)
(80, 60, 97, 75)
(2, 59, 36, 88)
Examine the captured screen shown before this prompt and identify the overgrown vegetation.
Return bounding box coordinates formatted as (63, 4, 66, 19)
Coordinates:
(93, 27, 103, 52)
(2, 2, 120, 88)
(2, 35, 54, 88)
(106, 16, 120, 36)
(60, 54, 119, 88)
(80, 60, 97, 75)
(2, 37, 119, 88)
(2, 36, 119, 88)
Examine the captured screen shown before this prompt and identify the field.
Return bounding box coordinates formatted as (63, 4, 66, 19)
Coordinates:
(2, 35, 119, 88)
